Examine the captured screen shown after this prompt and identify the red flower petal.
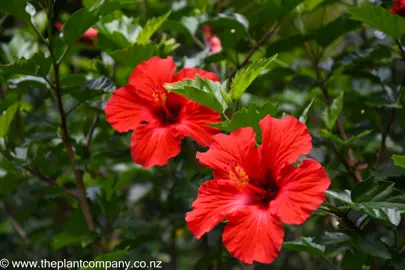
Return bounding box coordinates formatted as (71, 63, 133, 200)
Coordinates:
(104, 84, 156, 132)
(270, 159, 330, 224)
(128, 57, 176, 102)
(186, 180, 249, 239)
(259, 115, 312, 181)
(82, 27, 98, 39)
(208, 36, 222, 53)
(391, 0, 405, 17)
(176, 101, 221, 146)
(196, 128, 263, 182)
(172, 68, 219, 83)
(130, 123, 182, 168)
(223, 204, 284, 264)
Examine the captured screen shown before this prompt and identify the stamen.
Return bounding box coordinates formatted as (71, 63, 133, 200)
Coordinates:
(229, 165, 249, 187)
(152, 89, 176, 122)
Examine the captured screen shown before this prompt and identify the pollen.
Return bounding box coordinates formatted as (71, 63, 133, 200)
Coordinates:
(152, 90, 167, 107)
(229, 165, 249, 187)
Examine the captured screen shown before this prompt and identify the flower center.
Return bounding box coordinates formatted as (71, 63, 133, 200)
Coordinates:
(229, 165, 274, 198)
(151, 89, 178, 125)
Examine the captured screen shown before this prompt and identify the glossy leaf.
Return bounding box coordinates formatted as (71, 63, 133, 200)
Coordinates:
(392, 155, 405, 169)
(137, 11, 171, 45)
(283, 237, 325, 257)
(231, 55, 277, 99)
(164, 75, 229, 113)
(0, 102, 20, 138)
(214, 102, 278, 140)
(349, 5, 405, 40)
(62, 0, 131, 45)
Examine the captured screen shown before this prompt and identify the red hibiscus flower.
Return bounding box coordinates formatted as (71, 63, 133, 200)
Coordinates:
(391, 0, 405, 17)
(202, 24, 222, 53)
(55, 21, 98, 45)
(104, 57, 221, 168)
(186, 115, 330, 264)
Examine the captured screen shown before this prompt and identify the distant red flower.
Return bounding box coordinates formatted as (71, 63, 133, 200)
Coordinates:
(202, 25, 222, 53)
(186, 115, 330, 264)
(104, 57, 221, 168)
(391, 0, 405, 17)
(55, 21, 98, 45)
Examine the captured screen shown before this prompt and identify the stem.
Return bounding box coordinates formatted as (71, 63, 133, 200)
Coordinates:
(304, 42, 363, 183)
(238, 21, 280, 69)
(24, 167, 80, 200)
(322, 256, 338, 270)
(42, 4, 96, 232)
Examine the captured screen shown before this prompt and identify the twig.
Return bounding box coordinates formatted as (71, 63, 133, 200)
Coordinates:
(24, 167, 80, 200)
(43, 5, 96, 232)
(2, 205, 27, 241)
(304, 42, 363, 183)
(238, 21, 280, 69)
(85, 115, 100, 149)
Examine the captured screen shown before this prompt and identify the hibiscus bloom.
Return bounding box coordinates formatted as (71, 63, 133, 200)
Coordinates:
(391, 0, 405, 17)
(186, 115, 330, 264)
(202, 24, 222, 53)
(104, 57, 221, 168)
(55, 21, 98, 45)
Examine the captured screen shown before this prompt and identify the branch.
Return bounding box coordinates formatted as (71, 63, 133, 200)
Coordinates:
(238, 21, 280, 69)
(304, 43, 363, 183)
(24, 167, 80, 200)
(43, 6, 96, 232)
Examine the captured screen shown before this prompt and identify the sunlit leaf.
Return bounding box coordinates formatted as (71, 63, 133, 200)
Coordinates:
(231, 55, 277, 100)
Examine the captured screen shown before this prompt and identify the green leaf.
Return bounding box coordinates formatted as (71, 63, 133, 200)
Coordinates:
(283, 237, 325, 257)
(96, 15, 141, 48)
(215, 102, 278, 140)
(322, 91, 344, 130)
(0, 0, 29, 22)
(52, 232, 96, 250)
(321, 232, 351, 245)
(164, 75, 229, 113)
(351, 180, 405, 209)
(326, 189, 352, 204)
(137, 11, 171, 45)
(354, 206, 401, 227)
(62, 0, 131, 45)
(299, 98, 314, 123)
(374, 162, 405, 180)
(231, 55, 277, 99)
(66, 77, 115, 101)
(349, 5, 405, 40)
(315, 17, 361, 47)
(0, 102, 20, 138)
(392, 155, 405, 169)
(352, 234, 391, 259)
(261, 0, 304, 19)
(109, 44, 156, 66)
(0, 53, 51, 77)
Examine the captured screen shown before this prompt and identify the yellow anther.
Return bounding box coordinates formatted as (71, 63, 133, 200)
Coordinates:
(229, 165, 249, 187)
(152, 90, 167, 107)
